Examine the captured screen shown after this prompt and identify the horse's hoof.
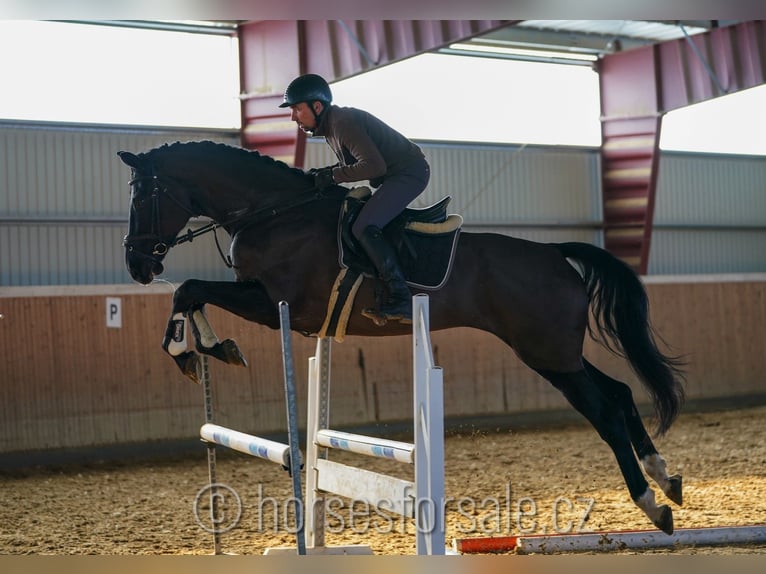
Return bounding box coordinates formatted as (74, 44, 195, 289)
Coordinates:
(666, 474, 683, 506)
(199, 339, 248, 367)
(653, 504, 674, 535)
(173, 351, 201, 384)
(220, 339, 248, 367)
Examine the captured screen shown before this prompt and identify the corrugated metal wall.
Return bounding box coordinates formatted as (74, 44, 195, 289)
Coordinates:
(650, 152, 766, 274)
(2, 121, 765, 286)
(0, 122, 240, 286)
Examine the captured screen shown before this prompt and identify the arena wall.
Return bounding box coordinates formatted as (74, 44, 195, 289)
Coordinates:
(1, 275, 764, 457)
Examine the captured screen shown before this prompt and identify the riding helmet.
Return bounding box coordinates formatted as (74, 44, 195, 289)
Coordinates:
(279, 74, 333, 108)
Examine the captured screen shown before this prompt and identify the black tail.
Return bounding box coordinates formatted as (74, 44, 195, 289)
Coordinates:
(554, 242, 686, 436)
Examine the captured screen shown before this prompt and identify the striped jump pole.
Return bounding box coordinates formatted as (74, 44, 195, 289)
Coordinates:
(302, 294, 446, 555)
(200, 301, 306, 555)
(453, 524, 766, 554)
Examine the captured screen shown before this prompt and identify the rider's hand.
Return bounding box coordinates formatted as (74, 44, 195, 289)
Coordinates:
(313, 167, 335, 191)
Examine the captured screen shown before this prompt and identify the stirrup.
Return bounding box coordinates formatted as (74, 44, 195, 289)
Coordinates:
(361, 306, 389, 326)
(361, 299, 412, 326)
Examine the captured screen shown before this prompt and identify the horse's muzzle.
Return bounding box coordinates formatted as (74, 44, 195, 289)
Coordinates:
(125, 247, 165, 285)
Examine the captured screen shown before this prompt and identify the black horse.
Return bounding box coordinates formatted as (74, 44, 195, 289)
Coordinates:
(118, 140, 685, 535)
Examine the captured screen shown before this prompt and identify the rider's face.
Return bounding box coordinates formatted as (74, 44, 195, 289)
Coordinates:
(290, 101, 322, 133)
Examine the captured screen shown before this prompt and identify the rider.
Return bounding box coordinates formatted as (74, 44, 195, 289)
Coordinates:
(279, 73, 430, 323)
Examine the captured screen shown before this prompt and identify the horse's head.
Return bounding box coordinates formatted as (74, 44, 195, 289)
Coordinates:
(118, 150, 197, 284)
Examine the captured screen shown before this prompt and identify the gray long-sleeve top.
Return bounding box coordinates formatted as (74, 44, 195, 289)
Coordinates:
(313, 105, 426, 187)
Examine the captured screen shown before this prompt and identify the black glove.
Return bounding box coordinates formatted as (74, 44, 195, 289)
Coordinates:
(313, 167, 335, 191)
(307, 163, 338, 176)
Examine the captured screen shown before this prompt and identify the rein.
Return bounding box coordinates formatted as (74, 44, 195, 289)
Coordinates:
(175, 184, 327, 267)
(123, 171, 327, 268)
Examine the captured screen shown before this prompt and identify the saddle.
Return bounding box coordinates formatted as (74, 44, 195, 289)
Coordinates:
(338, 186, 462, 289)
(317, 187, 462, 341)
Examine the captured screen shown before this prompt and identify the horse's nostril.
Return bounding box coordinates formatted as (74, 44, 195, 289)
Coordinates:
(152, 261, 165, 276)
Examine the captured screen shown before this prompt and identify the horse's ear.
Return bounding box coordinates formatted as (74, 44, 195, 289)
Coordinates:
(117, 151, 141, 168)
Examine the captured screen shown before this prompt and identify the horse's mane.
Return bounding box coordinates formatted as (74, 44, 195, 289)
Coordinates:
(146, 140, 309, 180)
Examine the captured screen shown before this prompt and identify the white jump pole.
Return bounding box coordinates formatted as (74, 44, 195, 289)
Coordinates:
(200, 423, 291, 464)
(200, 301, 306, 555)
(453, 524, 766, 554)
(302, 294, 445, 555)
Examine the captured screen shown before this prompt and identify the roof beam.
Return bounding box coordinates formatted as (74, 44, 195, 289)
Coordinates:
(598, 20, 765, 274)
(657, 20, 766, 111)
(238, 20, 513, 166)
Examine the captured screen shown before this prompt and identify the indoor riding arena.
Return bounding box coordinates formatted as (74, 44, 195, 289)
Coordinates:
(1, 19, 765, 559)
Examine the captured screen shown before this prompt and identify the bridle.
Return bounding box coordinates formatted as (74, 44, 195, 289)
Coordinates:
(123, 166, 329, 268)
(122, 172, 205, 268)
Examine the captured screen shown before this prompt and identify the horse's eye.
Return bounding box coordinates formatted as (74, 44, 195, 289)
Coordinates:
(131, 189, 148, 208)
(130, 181, 148, 207)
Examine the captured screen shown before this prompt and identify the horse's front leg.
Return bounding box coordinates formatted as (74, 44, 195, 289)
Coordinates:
(162, 309, 202, 384)
(188, 306, 248, 367)
(162, 279, 280, 383)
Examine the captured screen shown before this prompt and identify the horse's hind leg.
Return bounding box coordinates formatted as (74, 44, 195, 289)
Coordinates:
(536, 367, 675, 534)
(583, 359, 682, 505)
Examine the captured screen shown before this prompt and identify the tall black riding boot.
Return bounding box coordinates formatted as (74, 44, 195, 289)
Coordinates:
(357, 225, 412, 323)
